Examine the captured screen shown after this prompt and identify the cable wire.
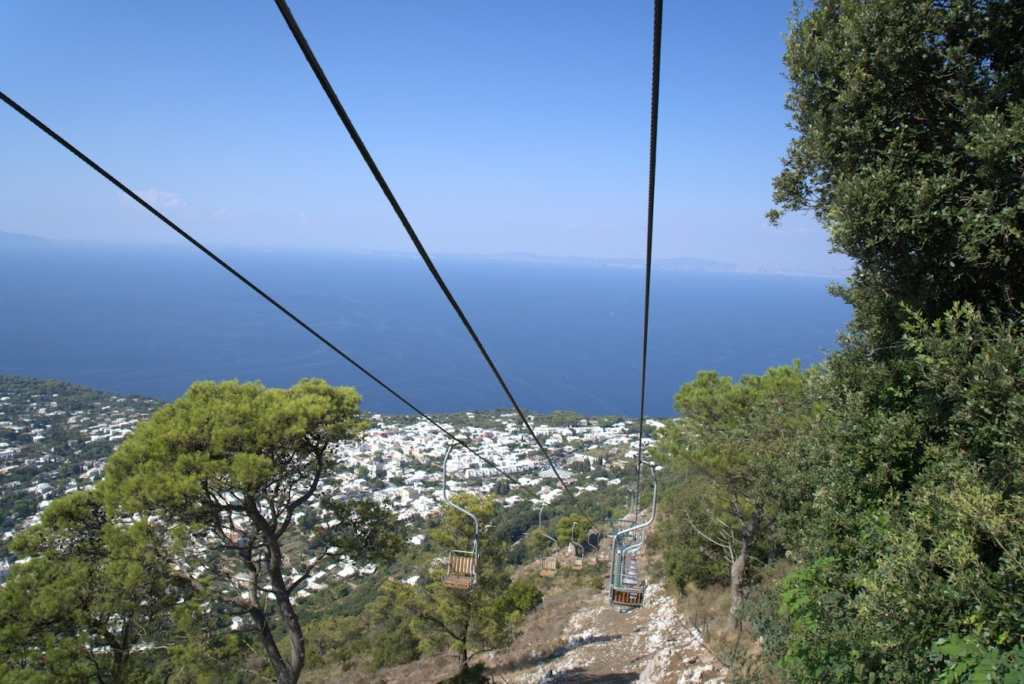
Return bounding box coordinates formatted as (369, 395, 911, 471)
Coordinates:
(274, 0, 597, 531)
(635, 0, 663, 508)
(0, 88, 550, 507)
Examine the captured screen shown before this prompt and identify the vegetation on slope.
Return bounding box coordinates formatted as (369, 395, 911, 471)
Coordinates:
(650, 1, 1024, 680)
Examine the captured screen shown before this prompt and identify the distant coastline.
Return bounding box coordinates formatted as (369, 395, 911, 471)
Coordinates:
(461, 251, 844, 279)
(0, 233, 845, 279)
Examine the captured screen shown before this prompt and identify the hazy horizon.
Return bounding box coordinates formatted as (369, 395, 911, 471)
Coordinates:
(3, 1, 851, 275)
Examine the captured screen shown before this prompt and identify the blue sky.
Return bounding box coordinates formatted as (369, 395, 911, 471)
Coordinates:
(1, 1, 851, 274)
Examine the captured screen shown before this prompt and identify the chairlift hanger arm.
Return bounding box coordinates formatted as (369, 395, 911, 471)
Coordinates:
(612, 461, 658, 544)
(537, 504, 558, 547)
(442, 446, 480, 553)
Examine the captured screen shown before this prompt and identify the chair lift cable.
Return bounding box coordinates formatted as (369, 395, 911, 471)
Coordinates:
(0, 89, 550, 506)
(274, 0, 597, 532)
(537, 503, 559, 579)
(607, 0, 663, 612)
(635, 0, 663, 507)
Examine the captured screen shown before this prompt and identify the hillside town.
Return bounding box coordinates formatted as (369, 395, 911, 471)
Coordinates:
(0, 378, 164, 548)
(328, 412, 644, 519)
(0, 377, 655, 590)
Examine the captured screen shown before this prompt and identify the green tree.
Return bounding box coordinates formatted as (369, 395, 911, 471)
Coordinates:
(768, 308, 1024, 681)
(555, 513, 589, 548)
(385, 494, 541, 671)
(100, 379, 405, 684)
(650, 476, 732, 593)
(302, 615, 366, 670)
(762, 0, 1024, 679)
(524, 526, 555, 561)
(769, 0, 1024, 347)
(0, 491, 184, 683)
(656, 363, 816, 631)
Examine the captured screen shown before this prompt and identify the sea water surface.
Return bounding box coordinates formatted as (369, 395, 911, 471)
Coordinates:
(0, 244, 851, 417)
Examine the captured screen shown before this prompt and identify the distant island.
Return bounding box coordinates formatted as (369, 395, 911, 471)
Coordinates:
(0, 230, 837, 277)
(0, 230, 48, 246)
(477, 251, 832, 277)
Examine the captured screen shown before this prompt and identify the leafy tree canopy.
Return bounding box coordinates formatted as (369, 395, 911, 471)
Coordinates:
(759, 1, 1024, 680)
(0, 491, 185, 684)
(655, 363, 817, 631)
(100, 379, 403, 684)
(769, 0, 1024, 346)
(384, 494, 541, 672)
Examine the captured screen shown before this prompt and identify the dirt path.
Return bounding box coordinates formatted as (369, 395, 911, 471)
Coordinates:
(340, 553, 728, 684)
(487, 583, 727, 683)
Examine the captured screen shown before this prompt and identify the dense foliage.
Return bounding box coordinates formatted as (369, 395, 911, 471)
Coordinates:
(0, 379, 404, 684)
(377, 494, 543, 672)
(0, 491, 186, 683)
(745, 0, 1024, 680)
(655, 363, 818, 631)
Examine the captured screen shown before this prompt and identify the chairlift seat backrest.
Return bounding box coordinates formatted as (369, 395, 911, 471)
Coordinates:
(611, 587, 645, 609)
(443, 550, 477, 592)
(448, 552, 476, 575)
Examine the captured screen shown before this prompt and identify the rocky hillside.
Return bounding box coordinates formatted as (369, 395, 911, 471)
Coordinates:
(491, 582, 727, 683)
(348, 579, 727, 683)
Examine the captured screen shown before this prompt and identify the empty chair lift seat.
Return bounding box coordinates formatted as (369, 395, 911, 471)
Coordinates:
(611, 587, 645, 608)
(540, 555, 557, 578)
(443, 551, 476, 592)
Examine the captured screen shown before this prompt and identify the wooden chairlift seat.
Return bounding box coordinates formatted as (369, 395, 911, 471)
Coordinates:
(570, 540, 584, 571)
(443, 550, 477, 592)
(540, 554, 557, 578)
(586, 529, 603, 566)
(611, 586, 645, 610)
(537, 504, 559, 578)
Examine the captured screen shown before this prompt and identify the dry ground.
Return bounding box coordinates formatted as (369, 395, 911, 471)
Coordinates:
(485, 581, 727, 683)
(331, 552, 727, 684)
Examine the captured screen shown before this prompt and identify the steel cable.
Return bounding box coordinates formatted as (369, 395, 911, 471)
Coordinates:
(635, 0, 663, 513)
(0, 89, 551, 507)
(274, 0, 597, 530)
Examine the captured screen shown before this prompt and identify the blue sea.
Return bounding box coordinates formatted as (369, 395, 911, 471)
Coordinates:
(0, 244, 851, 417)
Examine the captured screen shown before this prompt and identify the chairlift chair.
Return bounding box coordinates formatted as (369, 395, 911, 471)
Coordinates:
(537, 503, 559, 579)
(609, 461, 658, 612)
(541, 554, 558, 578)
(586, 528, 600, 566)
(440, 445, 479, 593)
(570, 522, 584, 571)
(596, 529, 612, 566)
